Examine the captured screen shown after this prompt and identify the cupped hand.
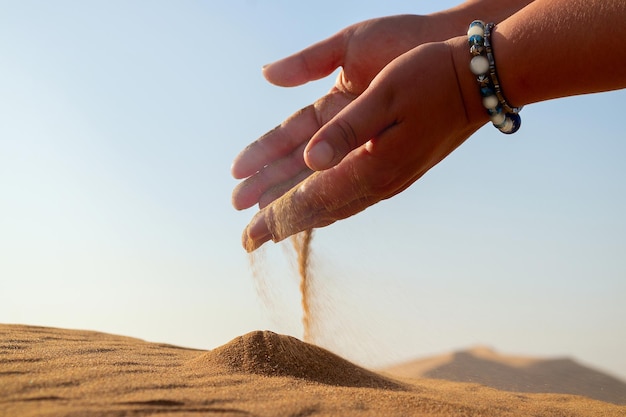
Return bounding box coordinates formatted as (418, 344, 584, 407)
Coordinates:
(231, 14, 463, 211)
(239, 39, 487, 251)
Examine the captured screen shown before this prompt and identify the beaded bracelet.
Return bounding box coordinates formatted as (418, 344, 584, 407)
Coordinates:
(468, 20, 522, 134)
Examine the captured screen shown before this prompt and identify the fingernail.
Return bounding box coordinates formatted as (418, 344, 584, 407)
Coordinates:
(306, 141, 334, 170)
(243, 214, 271, 252)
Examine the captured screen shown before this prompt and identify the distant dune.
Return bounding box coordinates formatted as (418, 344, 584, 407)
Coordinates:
(1, 324, 625, 416)
(382, 346, 626, 405)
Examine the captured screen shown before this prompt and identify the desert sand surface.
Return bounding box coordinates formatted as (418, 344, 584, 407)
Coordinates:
(1, 324, 625, 417)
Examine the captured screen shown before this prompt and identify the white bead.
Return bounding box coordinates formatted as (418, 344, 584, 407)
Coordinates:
(467, 25, 484, 38)
(499, 118, 515, 133)
(470, 56, 489, 75)
(491, 112, 506, 125)
(482, 95, 499, 110)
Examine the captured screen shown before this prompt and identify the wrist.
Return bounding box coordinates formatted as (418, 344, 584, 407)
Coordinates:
(447, 35, 491, 129)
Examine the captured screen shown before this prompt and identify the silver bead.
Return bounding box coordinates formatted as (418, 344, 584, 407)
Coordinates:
(470, 44, 485, 56)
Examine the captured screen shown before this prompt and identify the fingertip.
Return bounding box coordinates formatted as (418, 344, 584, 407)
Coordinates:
(242, 213, 272, 252)
(262, 59, 302, 87)
(242, 228, 258, 252)
(261, 62, 273, 81)
(231, 181, 258, 211)
(231, 194, 246, 212)
(305, 141, 335, 171)
(230, 151, 248, 179)
(230, 153, 257, 180)
(230, 161, 242, 180)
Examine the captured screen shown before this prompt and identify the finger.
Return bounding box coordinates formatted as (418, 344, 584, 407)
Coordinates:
(304, 82, 395, 171)
(262, 30, 347, 87)
(242, 148, 396, 251)
(231, 141, 311, 210)
(241, 173, 342, 252)
(242, 122, 476, 252)
(232, 91, 354, 210)
(257, 168, 313, 209)
(231, 104, 319, 180)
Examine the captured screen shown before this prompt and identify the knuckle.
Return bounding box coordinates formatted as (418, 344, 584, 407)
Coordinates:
(361, 161, 400, 198)
(332, 118, 358, 154)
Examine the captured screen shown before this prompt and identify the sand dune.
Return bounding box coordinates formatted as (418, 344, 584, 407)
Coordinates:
(1, 324, 625, 416)
(383, 346, 626, 405)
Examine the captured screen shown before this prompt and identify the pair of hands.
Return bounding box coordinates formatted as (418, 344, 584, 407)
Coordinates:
(231, 15, 482, 251)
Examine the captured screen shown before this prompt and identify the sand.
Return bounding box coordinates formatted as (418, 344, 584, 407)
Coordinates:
(2, 324, 625, 417)
(290, 229, 314, 343)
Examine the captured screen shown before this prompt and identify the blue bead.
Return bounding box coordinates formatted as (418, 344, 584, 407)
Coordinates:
(502, 113, 522, 135)
(480, 86, 494, 97)
(468, 34, 484, 47)
(487, 106, 502, 116)
(469, 20, 485, 30)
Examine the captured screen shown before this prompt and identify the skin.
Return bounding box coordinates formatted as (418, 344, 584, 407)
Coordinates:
(232, 0, 626, 252)
(232, 1, 534, 209)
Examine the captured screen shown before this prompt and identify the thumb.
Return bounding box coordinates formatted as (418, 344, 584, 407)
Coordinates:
(262, 31, 346, 87)
(304, 86, 394, 171)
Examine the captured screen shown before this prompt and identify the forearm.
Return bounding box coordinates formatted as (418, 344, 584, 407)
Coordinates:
(496, 0, 626, 106)
(458, 0, 535, 22)
(450, 0, 626, 127)
(431, 0, 535, 38)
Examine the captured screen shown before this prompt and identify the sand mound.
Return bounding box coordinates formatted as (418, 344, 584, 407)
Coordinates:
(189, 330, 403, 389)
(383, 346, 626, 405)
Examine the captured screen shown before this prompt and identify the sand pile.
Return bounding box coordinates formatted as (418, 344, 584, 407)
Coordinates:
(189, 330, 402, 389)
(2, 324, 625, 417)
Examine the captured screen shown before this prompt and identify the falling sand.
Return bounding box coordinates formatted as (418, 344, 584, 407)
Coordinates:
(246, 226, 316, 343)
(245, 169, 363, 342)
(290, 229, 314, 342)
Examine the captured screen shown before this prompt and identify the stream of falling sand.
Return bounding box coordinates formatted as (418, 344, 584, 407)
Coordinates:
(246, 228, 315, 344)
(290, 229, 314, 343)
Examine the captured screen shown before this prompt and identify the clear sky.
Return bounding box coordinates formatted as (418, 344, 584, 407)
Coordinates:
(1, 1, 625, 381)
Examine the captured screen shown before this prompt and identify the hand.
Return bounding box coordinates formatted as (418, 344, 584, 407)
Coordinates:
(237, 38, 487, 251)
(231, 14, 463, 211)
